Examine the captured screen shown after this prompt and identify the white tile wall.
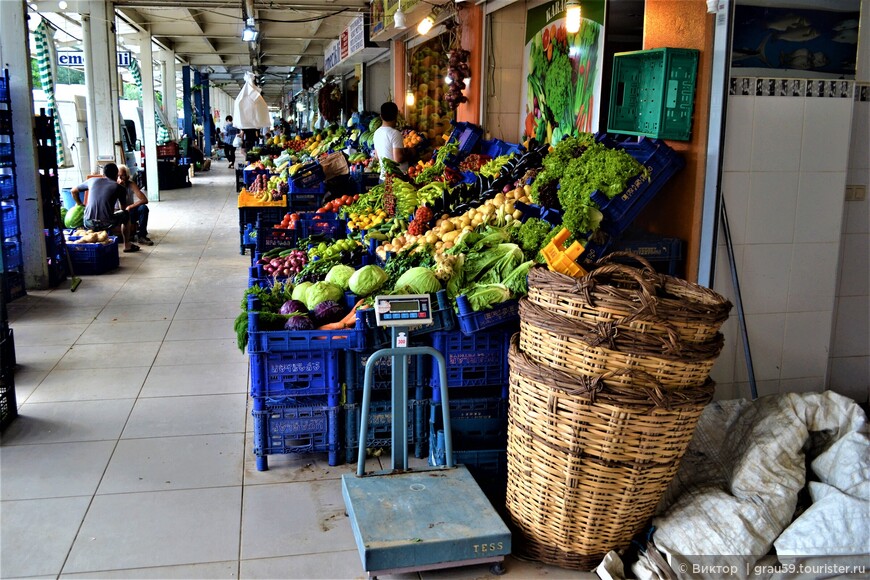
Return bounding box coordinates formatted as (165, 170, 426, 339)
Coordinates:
(801, 98, 853, 173)
(787, 243, 840, 312)
(746, 172, 799, 244)
(794, 171, 848, 243)
(781, 310, 834, 380)
(740, 244, 793, 314)
(723, 97, 754, 172)
(715, 88, 857, 399)
(751, 97, 804, 172)
(829, 96, 869, 402)
(721, 172, 751, 245)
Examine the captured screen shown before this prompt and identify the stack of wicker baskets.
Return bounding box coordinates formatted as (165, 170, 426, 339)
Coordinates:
(506, 254, 732, 570)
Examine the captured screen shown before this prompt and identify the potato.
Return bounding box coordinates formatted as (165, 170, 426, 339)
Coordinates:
(462, 225, 473, 232)
(435, 241, 444, 249)
(442, 230, 459, 244)
(441, 213, 450, 220)
(513, 210, 523, 219)
(504, 202, 515, 214)
(494, 193, 505, 205)
(425, 232, 438, 245)
(440, 220, 455, 233)
(443, 241, 454, 250)
(471, 216, 483, 227)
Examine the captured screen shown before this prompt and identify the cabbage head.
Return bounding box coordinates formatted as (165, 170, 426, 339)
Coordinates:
(325, 264, 355, 291)
(394, 267, 442, 295)
(304, 281, 343, 310)
(348, 265, 388, 296)
(291, 281, 313, 304)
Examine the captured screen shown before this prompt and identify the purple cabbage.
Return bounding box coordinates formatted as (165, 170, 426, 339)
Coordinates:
(311, 300, 345, 326)
(279, 299, 308, 316)
(284, 313, 315, 331)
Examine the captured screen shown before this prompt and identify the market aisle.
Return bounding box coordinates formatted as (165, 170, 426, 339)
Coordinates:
(0, 166, 590, 580)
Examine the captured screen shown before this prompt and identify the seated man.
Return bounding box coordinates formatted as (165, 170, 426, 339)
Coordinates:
(117, 164, 152, 246)
(71, 162, 138, 253)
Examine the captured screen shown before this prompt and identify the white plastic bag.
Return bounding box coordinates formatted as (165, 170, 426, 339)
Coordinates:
(232, 135, 242, 148)
(233, 72, 271, 129)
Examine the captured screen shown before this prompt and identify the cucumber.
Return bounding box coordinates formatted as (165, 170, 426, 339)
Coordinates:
(263, 247, 284, 258)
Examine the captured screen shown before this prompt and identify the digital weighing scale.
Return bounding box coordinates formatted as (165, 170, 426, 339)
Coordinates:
(341, 294, 511, 578)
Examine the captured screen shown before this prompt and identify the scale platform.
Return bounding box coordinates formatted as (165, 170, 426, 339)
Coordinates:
(342, 465, 511, 577)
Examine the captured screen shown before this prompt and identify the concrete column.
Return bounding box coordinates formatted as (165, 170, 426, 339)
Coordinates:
(162, 50, 178, 138)
(182, 65, 193, 141)
(82, 0, 120, 169)
(202, 73, 211, 156)
(139, 33, 160, 202)
(0, 0, 49, 288)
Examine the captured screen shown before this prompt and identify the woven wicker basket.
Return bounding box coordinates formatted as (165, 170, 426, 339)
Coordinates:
(527, 256, 731, 344)
(506, 336, 713, 569)
(518, 299, 722, 390)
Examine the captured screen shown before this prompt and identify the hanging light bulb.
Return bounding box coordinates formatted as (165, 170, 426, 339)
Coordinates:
(566, 1, 582, 34)
(394, 0, 407, 29)
(405, 89, 416, 107)
(417, 14, 435, 35)
(58, 0, 68, 9)
(445, 75, 452, 85)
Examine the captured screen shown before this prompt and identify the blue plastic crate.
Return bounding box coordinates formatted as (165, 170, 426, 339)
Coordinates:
(66, 236, 119, 274)
(0, 174, 14, 200)
(447, 121, 484, 158)
(0, 143, 13, 166)
(0, 74, 8, 101)
(455, 295, 519, 335)
(291, 163, 325, 189)
(288, 182, 326, 212)
(1, 203, 18, 237)
(251, 399, 340, 469)
(344, 349, 425, 404)
(238, 206, 288, 254)
(429, 442, 508, 489)
(429, 330, 511, 396)
(247, 308, 366, 354)
(254, 213, 345, 254)
(589, 134, 684, 236)
(343, 399, 427, 464)
(479, 139, 525, 159)
(2, 237, 21, 269)
(430, 397, 508, 451)
(243, 168, 272, 187)
(249, 348, 341, 404)
(513, 201, 563, 227)
(361, 290, 454, 349)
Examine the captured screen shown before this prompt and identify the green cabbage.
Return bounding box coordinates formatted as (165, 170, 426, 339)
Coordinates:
(325, 264, 355, 291)
(291, 281, 313, 304)
(348, 265, 388, 296)
(394, 267, 442, 295)
(465, 284, 511, 311)
(304, 281, 343, 310)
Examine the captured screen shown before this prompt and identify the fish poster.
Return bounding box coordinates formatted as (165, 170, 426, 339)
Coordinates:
(520, 0, 605, 145)
(731, 3, 860, 76)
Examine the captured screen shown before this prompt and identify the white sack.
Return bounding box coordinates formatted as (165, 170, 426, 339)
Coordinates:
(636, 391, 868, 579)
(233, 72, 270, 129)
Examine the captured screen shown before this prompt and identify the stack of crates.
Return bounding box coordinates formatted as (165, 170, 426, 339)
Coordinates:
(247, 294, 365, 470)
(343, 290, 455, 464)
(427, 321, 514, 504)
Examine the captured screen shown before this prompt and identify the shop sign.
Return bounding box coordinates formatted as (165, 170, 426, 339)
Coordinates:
(58, 50, 132, 68)
(519, 0, 605, 144)
(324, 40, 341, 72)
(340, 29, 349, 60)
(371, 0, 385, 36)
(348, 14, 365, 56)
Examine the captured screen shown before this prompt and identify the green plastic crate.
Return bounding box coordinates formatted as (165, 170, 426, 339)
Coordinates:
(607, 48, 700, 141)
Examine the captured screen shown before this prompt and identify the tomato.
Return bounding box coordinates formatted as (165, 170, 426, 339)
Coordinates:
(353, 194, 360, 201)
(542, 27, 550, 51)
(341, 195, 351, 204)
(316, 207, 327, 213)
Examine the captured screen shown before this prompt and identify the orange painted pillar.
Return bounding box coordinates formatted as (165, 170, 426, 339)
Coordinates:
(393, 39, 407, 113)
(637, 0, 715, 282)
(456, 3, 483, 125)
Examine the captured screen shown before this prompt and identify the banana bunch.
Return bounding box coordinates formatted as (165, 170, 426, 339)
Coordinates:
(416, 181, 448, 205)
(391, 180, 418, 217)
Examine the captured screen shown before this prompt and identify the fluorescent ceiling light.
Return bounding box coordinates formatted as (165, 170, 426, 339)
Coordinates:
(242, 26, 259, 42)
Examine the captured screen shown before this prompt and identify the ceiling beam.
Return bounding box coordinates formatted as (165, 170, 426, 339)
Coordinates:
(113, 0, 368, 10)
(186, 8, 224, 66)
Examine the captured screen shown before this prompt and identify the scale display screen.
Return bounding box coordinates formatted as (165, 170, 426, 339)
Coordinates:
(374, 294, 433, 327)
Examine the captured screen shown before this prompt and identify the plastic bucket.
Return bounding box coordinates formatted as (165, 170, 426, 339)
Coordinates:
(61, 188, 76, 210)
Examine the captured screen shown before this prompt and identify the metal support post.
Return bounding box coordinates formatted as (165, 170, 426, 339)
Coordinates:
(182, 66, 193, 142)
(139, 33, 160, 201)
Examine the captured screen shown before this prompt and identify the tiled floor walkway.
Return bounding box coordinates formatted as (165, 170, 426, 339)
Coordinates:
(1, 167, 589, 579)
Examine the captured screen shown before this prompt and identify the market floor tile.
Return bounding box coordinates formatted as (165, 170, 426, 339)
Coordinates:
(62, 487, 243, 573)
(2, 165, 582, 579)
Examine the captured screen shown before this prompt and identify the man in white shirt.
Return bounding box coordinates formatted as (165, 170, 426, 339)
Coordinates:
(373, 101, 410, 181)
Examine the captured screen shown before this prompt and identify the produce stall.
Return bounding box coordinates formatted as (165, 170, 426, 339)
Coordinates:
(234, 122, 695, 488)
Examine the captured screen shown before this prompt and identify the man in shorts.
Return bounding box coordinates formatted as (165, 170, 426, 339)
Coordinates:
(71, 163, 138, 252)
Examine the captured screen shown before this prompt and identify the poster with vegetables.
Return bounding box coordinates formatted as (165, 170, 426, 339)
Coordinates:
(521, 0, 605, 145)
(407, 34, 453, 143)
